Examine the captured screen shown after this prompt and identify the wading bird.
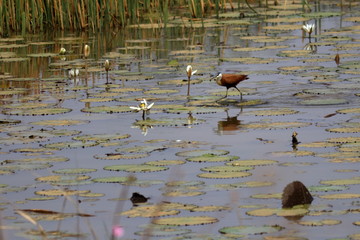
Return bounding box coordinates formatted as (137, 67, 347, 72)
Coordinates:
(213, 73, 248, 100)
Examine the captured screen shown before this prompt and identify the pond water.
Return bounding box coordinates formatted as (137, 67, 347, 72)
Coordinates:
(1, 1, 360, 240)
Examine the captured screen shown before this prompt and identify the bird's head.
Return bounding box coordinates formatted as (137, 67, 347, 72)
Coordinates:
(210, 72, 222, 81)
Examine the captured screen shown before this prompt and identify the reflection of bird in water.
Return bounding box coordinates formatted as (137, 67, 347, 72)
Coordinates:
(130, 192, 149, 205)
(292, 131, 300, 151)
(216, 110, 242, 135)
(213, 73, 249, 100)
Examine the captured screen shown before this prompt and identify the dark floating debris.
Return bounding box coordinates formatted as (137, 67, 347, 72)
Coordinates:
(130, 192, 149, 205)
(282, 181, 313, 208)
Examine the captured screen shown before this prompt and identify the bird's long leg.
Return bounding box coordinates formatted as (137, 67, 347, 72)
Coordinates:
(187, 76, 191, 96)
(224, 88, 229, 98)
(234, 86, 242, 100)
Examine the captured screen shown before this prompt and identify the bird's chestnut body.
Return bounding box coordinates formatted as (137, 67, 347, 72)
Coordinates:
(214, 73, 249, 100)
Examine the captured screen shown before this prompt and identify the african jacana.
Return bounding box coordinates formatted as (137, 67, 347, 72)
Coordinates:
(214, 73, 249, 100)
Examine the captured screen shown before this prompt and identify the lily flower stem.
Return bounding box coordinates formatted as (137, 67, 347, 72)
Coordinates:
(106, 71, 109, 84)
(142, 110, 145, 120)
(187, 76, 191, 96)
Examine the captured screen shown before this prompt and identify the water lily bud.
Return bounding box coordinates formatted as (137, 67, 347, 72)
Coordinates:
(104, 60, 110, 71)
(84, 44, 90, 58)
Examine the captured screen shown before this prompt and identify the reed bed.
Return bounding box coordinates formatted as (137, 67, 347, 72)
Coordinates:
(0, 0, 252, 35)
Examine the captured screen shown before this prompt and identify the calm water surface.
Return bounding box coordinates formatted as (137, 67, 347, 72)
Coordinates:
(1, 2, 360, 239)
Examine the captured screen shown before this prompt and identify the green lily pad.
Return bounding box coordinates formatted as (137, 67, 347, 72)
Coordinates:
(186, 155, 239, 163)
(243, 121, 311, 129)
(165, 106, 227, 114)
(4, 156, 68, 163)
(35, 175, 91, 183)
(231, 181, 274, 188)
(145, 160, 186, 166)
(135, 227, 191, 237)
(298, 219, 342, 226)
(144, 89, 179, 94)
(3, 107, 72, 116)
(35, 189, 90, 196)
(320, 177, 360, 186)
(227, 159, 278, 166)
(219, 225, 284, 238)
(81, 105, 132, 113)
(152, 216, 218, 226)
(200, 165, 253, 172)
(337, 107, 360, 114)
(319, 193, 360, 199)
(176, 149, 229, 157)
(308, 185, 349, 192)
(94, 153, 149, 160)
(53, 168, 97, 174)
(197, 171, 252, 179)
(104, 164, 168, 173)
(73, 133, 130, 142)
(31, 119, 89, 126)
(44, 141, 98, 149)
(300, 98, 348, 105)
(244, 108, 298, 116)
(121, 205, 180, 218)
(158, 79, 203, 85)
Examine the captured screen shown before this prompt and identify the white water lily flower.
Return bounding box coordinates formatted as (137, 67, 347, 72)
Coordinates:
(302, 23, 315, 34)
(104, 59, 110, 71)
(129, 99, 154, 111)
(186, 65, 197, 78)
(59, 47, 66, 55)
(69, 69, 79, 78)
(84, 44, 90, 58)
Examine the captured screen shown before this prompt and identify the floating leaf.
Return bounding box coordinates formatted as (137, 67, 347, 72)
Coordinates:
(231, 181, 274, 188)
(145, 160, 185, 166)
(244, 108, 298, 116)
(197, 171, 251, 179)
(186, 155, 239, 163)
(35, 189, 90, 196)
(190, 205, 230, 212)
(219, 225, 284, 238)
(200, 165, 253, 172)
(300, 98, 348, 105)
(152, 216, 218, 226)
(227, 159, 278, 166)
(53, 168, 97, 174)
(121, 205, 180, 218)
(31, 119, 89, 126)
(319, 193, 360, 199)
(73, 133, 130, 142)
(94, 152, 149, 160)
(44, 141, 98, 149)
(135, 227, 191, 237)
(81, 105, 132, 113)
(320, 177, 360, 186)
(298, 219, 341, 226)
(104, 164, 168, 173)
(3, 107, 72, 116)
(176, 149, 229, 157)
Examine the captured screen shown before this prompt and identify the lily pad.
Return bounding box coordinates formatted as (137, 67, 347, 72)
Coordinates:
(197, 171, 252, 179)
(227, 159, 278, 166)
(3, 107, 72, 116)
(176, 149, 229, 157)
(104, 164, 168, 173)
(31, 119, 89, 126)
(152, 216, 218, 226)
(300, 98, 348, 105)
(219, 225, 284, 238)
(186, 155, 239, 163)
(121, 205, 180, 218)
